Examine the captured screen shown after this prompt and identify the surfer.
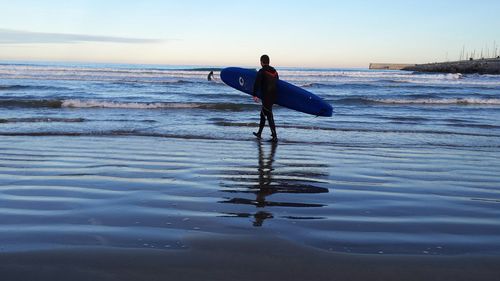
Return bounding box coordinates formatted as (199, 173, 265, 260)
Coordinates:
(252, 55, 279, 142)
(207, 71, 214, 81)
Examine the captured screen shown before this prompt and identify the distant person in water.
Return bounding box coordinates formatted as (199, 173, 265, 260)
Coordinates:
(207, 71, 214, 81)
(252, 54, 279, 142)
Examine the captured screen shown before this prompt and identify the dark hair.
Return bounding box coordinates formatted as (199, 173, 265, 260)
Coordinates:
(260, 54, 270, 65)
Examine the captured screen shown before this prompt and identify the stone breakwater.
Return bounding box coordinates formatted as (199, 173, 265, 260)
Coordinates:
(403, 58, 500, 75)
(369, 63, 416, 70)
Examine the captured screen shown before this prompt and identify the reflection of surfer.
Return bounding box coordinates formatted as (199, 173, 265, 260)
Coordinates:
(207, 71, 214, 81)
(257, 140, 277, 195)
(252, 141, 278, 226)
(218, 139, 328, 226)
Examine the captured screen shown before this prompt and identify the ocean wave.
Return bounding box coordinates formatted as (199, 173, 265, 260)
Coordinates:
(0, 131, 226, 139)
(0, 99, 63, 108)
(299, 81, 474, 90)
(213, 121, 499, 137)
(284, 71, 500, 88)
(0, 98, 255, 111)
(121, 78, 226, 87)
(0, 117, 85, 123)
(0, 74, 211, 84)
(380, 116, 431, 122)
(0, 66, 219, 86)
(0, 85, 67, 91)
(157, 79, 193, 85)
(0, 64, 220, 77)
(1, 131, 499, 147)
(61, 100, 191, 109)
(335, 97, 500, 106)
(177, 67, 223, 72)
(61, 100, 254, 110)
(110, 79, 208, 86)
(300, 82, 346, 88)
(281, 70, 463, 80)
(0, 85, 31, 90)
(300, 82, 397, 89)
(3, 63, 500, 88)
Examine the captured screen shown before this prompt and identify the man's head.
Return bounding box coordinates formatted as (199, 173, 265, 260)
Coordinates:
(260, 54, 270, 66)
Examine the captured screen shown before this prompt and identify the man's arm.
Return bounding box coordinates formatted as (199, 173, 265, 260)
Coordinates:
(252, 70, 262, 102)
(253, 70, 262, 97)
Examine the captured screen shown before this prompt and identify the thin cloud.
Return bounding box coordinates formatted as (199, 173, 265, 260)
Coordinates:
(0, 29, 164, 44)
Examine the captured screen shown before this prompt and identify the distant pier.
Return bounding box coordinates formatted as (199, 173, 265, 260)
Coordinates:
(369, 63, 415, 70)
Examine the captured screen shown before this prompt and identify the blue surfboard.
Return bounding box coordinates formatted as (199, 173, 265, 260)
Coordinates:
(220, 67, 333, 117)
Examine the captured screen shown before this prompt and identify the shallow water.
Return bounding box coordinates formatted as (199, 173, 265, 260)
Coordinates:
(0, 62, 500, 255)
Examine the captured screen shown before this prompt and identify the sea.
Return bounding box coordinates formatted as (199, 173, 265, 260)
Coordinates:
(1, 61, 499, 256)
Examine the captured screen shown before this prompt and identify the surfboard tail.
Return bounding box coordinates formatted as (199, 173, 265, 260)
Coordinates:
(318, 104, 333, 117)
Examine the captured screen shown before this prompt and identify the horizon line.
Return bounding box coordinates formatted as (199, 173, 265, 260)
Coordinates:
(0, 59, 369, 69)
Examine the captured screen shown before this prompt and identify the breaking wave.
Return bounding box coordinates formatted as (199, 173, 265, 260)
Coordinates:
(0, 99, 256, 111)
(0, 84, 68, 91)
(61, 100, 254, 110)
(0, 117, 85, 123)
(335, 97, 500, 105)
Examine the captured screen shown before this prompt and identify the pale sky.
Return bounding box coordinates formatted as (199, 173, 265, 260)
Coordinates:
(1, 0, 499, 67)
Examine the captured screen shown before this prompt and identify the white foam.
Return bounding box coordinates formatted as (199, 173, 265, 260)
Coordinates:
(280, 70, 500, 87)
(61, 99, 203, 109)
(375, 98, 500, 105)
(0, 64, 215, 83)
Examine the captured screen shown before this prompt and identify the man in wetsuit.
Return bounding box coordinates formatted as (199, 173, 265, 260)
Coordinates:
(252, 55, 279, 142)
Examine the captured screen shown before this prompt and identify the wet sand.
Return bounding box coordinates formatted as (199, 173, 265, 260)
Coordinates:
(2, 234, 499, 281)
(1, 135, 500, 280)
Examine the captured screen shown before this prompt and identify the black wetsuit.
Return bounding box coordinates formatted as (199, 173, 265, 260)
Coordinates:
(252, 65, 279, 139)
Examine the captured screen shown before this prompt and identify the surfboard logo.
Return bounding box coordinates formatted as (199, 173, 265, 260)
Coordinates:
(239, 77, 244, 87)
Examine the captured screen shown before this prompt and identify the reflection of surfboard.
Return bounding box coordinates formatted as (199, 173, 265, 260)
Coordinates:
(220, 67, 333, 117)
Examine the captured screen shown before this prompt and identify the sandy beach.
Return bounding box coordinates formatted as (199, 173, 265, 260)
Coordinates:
(2, 235, 500, 281)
